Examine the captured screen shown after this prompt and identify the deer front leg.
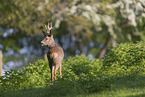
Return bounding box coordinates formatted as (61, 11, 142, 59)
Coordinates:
(51, 65, 54, 85)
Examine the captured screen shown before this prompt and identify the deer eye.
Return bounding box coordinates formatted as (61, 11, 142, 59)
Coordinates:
(46, 38, 49, 40)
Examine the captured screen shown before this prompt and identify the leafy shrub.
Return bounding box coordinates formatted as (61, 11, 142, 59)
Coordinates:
(0, 55, 110, 95)
(0, 60, 50, 92)
(61, 56, 109, 93)
(103, 41, 145, 77)
(63, 55, 102, 75)
(0, 41, 145, 96)
(104, 41, 145, 67)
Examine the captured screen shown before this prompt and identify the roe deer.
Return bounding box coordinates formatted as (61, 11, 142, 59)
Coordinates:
(41, 23, 64, 85)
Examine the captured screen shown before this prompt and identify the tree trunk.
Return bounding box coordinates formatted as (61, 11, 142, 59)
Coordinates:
(0, 50, 2, 76)
(76, 37, 85, 56)
(98, 35, 112, 59)
(78, 41, 85, 56)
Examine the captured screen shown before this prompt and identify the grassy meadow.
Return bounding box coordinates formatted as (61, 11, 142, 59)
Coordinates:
(0, 41, 145, 97)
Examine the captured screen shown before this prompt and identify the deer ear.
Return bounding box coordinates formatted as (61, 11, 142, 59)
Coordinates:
(42, 30, 49, 36)
(42, 30, 45, 35)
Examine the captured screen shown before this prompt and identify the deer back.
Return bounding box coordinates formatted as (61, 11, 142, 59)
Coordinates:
(47, 46, 64, 64)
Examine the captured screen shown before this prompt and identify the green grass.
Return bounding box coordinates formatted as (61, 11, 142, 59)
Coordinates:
(1, 73, 145, 97)
(77, 74, 145, 97)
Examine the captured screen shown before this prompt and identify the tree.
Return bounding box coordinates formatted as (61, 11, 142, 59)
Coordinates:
(0, 0, 145, 63)
(63, 0, 145, 58)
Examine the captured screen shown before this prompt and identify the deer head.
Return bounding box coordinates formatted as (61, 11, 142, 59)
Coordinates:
(41, 23, 55, 47)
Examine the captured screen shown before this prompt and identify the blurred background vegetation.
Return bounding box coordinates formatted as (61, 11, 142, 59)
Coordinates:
(0, 0, 145, 71)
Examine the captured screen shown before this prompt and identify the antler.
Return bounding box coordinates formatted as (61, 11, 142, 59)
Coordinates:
(45, 22, 52, 30)
(42, 22, 53, 36)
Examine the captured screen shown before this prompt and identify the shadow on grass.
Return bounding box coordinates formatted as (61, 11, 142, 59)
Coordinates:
(1, 75, 145, 97)
(1, 87, 55, 97)
(111, 75, 145, 89)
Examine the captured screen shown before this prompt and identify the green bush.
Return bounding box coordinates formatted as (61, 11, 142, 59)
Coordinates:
(103, 41, 145, 77)
(0, 55, 110, 95)
(0, 60, 50, 92)
(60, 56, 109, 93)
(104, 41, 145, 67)
(0, 41, 145, 96)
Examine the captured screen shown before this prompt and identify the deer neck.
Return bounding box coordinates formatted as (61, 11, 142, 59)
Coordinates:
(48, 39, 57, 48)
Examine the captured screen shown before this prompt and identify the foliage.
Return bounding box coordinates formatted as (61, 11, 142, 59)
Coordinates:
(0, 60, 50, 92)
(103, 41, 145, 77)
(0, 41, 145, 96)
(0, 56, 108, 95)
(104, 41, 145, 67)
(1, 0, 145, 57)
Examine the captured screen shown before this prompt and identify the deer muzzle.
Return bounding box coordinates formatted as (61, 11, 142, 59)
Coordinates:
(41, 41, 45, 46)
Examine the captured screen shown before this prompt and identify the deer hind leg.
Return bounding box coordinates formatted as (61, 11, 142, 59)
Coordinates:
(56, 63, 62, 78)
(54, 66, 57, 80)
(54, 64, 60, 80)
(54, 63, 62, 80)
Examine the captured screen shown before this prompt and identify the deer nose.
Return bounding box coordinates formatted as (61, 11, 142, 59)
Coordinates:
(41, 41, 45, 46)
(41, 41, 44, 44)
(41, 41, 44, 45)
